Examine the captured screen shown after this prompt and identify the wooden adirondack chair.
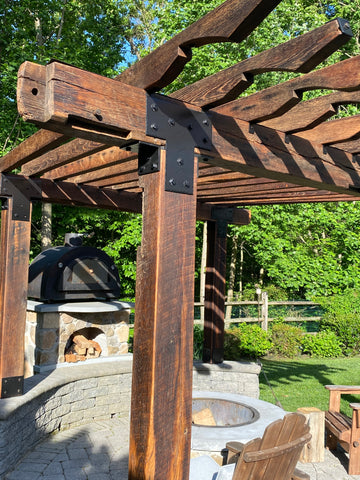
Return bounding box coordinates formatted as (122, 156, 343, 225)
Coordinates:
(325, 385, 360, 475)
(189, 412, 311, 480)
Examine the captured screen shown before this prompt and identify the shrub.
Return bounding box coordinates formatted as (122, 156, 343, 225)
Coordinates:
(224, 323, 272, 359)
(193, 324, 203, 360)
(270, 322, 303, 357)
(302, 331, 342, 358)
(317, 289, 360, 355)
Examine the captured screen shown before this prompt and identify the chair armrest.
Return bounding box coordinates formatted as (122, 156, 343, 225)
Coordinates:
(225, 441, 245, 464)
(325, 385, 360, 395)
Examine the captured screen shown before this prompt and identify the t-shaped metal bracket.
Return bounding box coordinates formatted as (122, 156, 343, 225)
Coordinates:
(0, 175, 42, 221)
(142, 94, 212, 194)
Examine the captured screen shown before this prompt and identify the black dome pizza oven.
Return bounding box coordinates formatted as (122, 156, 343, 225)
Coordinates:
(28, 234, 121, 302)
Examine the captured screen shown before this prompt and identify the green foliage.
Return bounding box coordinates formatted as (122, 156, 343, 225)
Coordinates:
(224, 323, 272, 359)
(193, 324, 204, 360)
(302, 331, 342, 358)
(317, 289, 360, 355)
(270, 322, 304, 357)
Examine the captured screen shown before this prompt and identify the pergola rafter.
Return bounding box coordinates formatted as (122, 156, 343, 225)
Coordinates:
(1, 1, 360, 478)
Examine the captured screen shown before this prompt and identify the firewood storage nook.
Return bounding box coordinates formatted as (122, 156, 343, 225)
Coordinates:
(1, 0, 360, 477)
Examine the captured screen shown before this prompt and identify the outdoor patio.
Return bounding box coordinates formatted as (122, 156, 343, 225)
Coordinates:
(4, 416, 360, 480)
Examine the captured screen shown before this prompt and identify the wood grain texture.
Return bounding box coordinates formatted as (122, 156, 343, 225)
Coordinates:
(203, 220, 227, 363)
(0, 199, 32, 396)
(261, 90, 360, 133)
(295, 115, 360, 145)
(117, 0, 281, 91)
(172, 18, 352, 108)
(214, 55, 360, 122)
(129, 149, 197, 479)
(21, 139, 107, 177)
(0, 129, 67, 173)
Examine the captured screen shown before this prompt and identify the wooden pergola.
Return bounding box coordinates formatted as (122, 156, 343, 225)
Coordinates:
(1, 0, 360, 477)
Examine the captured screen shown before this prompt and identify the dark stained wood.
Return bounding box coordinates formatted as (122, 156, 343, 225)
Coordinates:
(17, 61, 148, 143)
(261, 90, 360, 133)
(129, 149, 197, 479)
(42, 147, 136, 181)
(21, 139, 107, 177)
(0, 197, 32, 397)
(295, 115, 360, 145)
(65, 159, 138, 184)
(213, 55, 360, 122)
(0, 129, 67, 173)
(334, 138, 360, 154)
(117, 0, 282, 92)
(203, 219, 227, 363)
(172, 18, 352, 108)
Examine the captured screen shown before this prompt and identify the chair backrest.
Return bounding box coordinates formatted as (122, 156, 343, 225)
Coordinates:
(232, 412, 311, 480)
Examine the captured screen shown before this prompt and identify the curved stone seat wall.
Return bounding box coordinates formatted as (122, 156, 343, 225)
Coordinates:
(0, 358, 260, 477)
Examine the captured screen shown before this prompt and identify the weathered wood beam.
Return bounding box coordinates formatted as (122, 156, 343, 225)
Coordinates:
(198, 181, 307, 197)
(0, 129, 68, 173)
(203, 216, 227, 363)
(117, 0, 281, 92)
(21, 139, 107, 177)
(64, 159, 138, 184)
(42, 147, 136, 181)
(334, 139, 360, 154)
(172, 18, 352, 108)
(1, 174, 250, 224)
(294, 115, 360, 145)
(129, 149, 197, 479)
(261, 90, 360, 133)
(0, 175, 38, 397)
(17, 61, 360, 196)
(213, 55, 360, 122)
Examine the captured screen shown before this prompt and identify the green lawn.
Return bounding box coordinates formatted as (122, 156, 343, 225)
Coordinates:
(259, 356, 360, 416)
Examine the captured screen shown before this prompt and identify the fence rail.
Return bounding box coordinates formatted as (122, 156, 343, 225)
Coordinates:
(194, 295, 322, 331)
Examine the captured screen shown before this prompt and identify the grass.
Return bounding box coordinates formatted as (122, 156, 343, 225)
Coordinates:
(259, 355, 360, 417)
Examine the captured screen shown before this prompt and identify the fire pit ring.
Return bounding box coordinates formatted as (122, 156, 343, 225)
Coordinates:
(191, 391, 285, 455)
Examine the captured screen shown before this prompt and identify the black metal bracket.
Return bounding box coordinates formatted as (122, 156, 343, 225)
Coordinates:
(138, 143, 160, 176)
(211, 207, 234, 238)
(0, 175, 41, 221)
(145, 94, 212, 194)
(1, 376, 24, 398)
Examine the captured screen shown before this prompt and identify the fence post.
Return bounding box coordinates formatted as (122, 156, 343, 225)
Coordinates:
(261, 291, 268, 331)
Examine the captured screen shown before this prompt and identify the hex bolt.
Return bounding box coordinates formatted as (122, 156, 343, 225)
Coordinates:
(151, 163, 158, 170)
(169, 178, 176, 186)
(202, 119, 209, 126)
(183, 180, 190, 188)
(177, 158, 184, 166)
(168, 118, 176, 127)
(151, 123, 159, 131)
(94, 109, 103, 121)
(58, 262, 64, 268)
(151, 103, 158, 112)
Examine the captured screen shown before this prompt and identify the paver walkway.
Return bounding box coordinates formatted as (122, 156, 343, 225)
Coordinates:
(4, 416, 360, 480)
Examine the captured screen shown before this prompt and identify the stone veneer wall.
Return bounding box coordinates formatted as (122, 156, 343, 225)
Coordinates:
(193, 360, 261, 398)
(0, 358, 132, 477)
(0, 358, 260, 477)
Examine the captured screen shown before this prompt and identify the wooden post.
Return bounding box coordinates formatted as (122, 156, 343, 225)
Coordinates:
(203, 217, 228, 364)
(128, 148, 197, 480)
(0, 196, 32, 397)
(297, 407, 325, 463)
(261, 291, 269, 331)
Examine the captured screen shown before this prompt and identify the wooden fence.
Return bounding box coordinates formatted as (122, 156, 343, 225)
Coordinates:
(194, 293, 322, 331)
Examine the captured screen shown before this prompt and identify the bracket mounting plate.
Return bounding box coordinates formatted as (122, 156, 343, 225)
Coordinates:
(146, 94, 212, 194)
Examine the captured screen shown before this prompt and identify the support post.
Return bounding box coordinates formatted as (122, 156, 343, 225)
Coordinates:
(129, 148, 197, 479)
(203, 209, 230, 364)
(0, 196, 32, 397)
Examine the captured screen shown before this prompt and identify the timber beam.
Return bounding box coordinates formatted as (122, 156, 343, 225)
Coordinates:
(17, 61, 360, 198)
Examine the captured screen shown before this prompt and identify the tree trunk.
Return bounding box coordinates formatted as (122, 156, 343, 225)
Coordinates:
(41, 202, 52, 251)
(225, 234, 239, 320)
